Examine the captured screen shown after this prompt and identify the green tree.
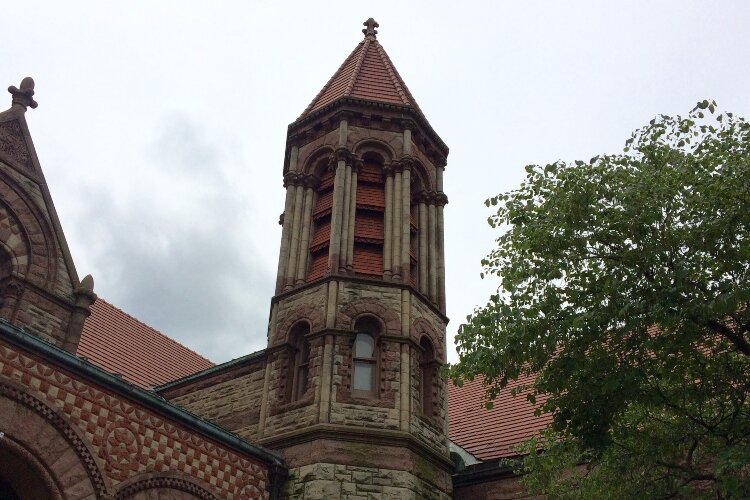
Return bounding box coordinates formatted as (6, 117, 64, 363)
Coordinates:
(450, 101, 750, 498)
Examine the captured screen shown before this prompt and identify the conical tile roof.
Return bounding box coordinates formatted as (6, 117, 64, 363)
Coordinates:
(299, 20, 423, 120)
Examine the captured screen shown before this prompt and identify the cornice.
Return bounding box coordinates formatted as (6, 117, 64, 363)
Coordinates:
(287, 98, 449, 164)
(257, 423, 454, 472)
(271, 274, 449, 324)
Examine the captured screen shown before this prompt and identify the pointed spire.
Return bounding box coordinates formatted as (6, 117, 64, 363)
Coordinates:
(362, 17, 379, 38)
(8, 77, 38, 111)
(297, 19, 423, 120)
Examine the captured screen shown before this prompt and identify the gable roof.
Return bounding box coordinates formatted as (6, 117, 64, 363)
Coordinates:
(298, 31, 423, 120)
(448, 374, 552, 461)
(77, 298, 214, 389)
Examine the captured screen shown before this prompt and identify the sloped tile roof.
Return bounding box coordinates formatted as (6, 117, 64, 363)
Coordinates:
(299, 33, 423, 119)
(448, 374, 553, 461)
(77, 299, 214, 389)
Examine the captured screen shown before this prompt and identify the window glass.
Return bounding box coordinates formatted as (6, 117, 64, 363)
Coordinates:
(353, 361, 374, 391)
(354, 333, 375, 358)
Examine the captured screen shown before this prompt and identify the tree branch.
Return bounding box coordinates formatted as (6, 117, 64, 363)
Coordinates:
(705, 320, 750, 356)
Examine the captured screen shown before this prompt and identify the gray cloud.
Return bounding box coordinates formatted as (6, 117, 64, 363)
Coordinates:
(81, 114, 273, 361)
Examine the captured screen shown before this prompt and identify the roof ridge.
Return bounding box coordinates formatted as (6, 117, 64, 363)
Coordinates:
(345, 37, 371, 97)
(372, 40, 410, 106)
(299, 40, 366, 118)
(93, 298, 214, 366)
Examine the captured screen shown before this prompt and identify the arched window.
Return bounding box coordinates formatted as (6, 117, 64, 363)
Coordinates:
(352, 316, 380, 394)
(289, 322, 311, 401)
(420, 336, 436, 416)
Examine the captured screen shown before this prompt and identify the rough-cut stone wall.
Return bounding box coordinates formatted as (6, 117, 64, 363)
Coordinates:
(263, 344, 319, 436)
(330, 335, 401, 425)
(0, 338, 272, 499)
(271, 282, 328, 346)
(282, 463, 451, 500)
(168, 359, 267, 441)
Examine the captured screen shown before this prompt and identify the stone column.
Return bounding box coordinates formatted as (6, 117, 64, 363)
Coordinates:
(383, 168, 394, 279)
(436, 193, 448, 313)
(325, 280, 338, 329)
(400, 343, 411, 431)
(339, 164, 352, 272)
(285, 183, 305, 289)
(275, 174, 297, 293)
(346, 165, 358, 271)
(401, 163, 411, 285)
(295, 183, 315, 283)
(428, 200, 438, 302)
(318, 334, 334, 423)
(400, 289, 411, 430)
(392, 168, 402, 280)
(418, 199, 428, 294)
(436, 168, 447, 312)
(328, 152, 347, 273)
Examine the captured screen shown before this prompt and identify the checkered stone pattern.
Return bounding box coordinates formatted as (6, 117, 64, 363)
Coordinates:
(0, 340, 270, 499)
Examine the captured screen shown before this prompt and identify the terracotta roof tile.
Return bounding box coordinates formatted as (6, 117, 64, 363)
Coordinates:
(299, 33, 423, 119)
(77, 299, 214, 389)
(448, 374, 552, 461)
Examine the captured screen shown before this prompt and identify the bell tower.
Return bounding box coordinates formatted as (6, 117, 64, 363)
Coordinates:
(261, 19, 452, 499)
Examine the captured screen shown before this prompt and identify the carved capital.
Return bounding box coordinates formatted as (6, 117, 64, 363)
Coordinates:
(399, 156, 414, 172)
(434, 192, 449, 206)
(400, 119, 417, 131)
(283, 172, 302, 188)
(302, 174, 320, 190)
(415, 190, 431, 204)
(334, 147, 353, 164)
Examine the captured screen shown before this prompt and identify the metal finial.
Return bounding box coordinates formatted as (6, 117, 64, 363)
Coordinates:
(362, 18, 379, 38)
(8, 77, 38, 110)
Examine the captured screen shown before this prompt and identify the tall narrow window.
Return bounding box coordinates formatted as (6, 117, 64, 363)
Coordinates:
(289, 323, 311, 401)
(352, 316, 380, 394)
(420, 337, 436, 416)
(308, 164, 335, 281)
(353, 154, 385, 277)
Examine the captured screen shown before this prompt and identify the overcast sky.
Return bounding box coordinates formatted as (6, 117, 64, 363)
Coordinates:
(2, 1, 749, 363)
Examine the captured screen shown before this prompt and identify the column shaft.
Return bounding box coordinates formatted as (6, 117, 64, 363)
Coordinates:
(295, 187, 314, 283)
(383, 174, 393, 277)
(328, 161, 346, 272)
(437, 204, 446, 312)
(275, 185, 296, 293)
(339, 165, 352, 272)
(346, 169, 358, 271)
(392, 171, 402, 279)
(418, 202, 428, 293)
(401, 168, 411, 285)
(285, 184, 305, 289)
(428, 202, 438, 301)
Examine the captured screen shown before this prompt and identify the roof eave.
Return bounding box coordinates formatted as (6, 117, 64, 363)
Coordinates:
(288, 96, 449, 162)
(0, 319, 285, 469)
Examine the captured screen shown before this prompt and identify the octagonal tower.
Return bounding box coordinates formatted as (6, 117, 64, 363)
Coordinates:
(263, 18, 452, 499)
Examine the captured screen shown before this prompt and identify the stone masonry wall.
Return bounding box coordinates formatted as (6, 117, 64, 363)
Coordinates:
(330, 336, 401, 429)
(282, 463, 451, 500)
(0, 338, 271, 499)
(168, 359, 267, 441)
(1, 159, 75, 299)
